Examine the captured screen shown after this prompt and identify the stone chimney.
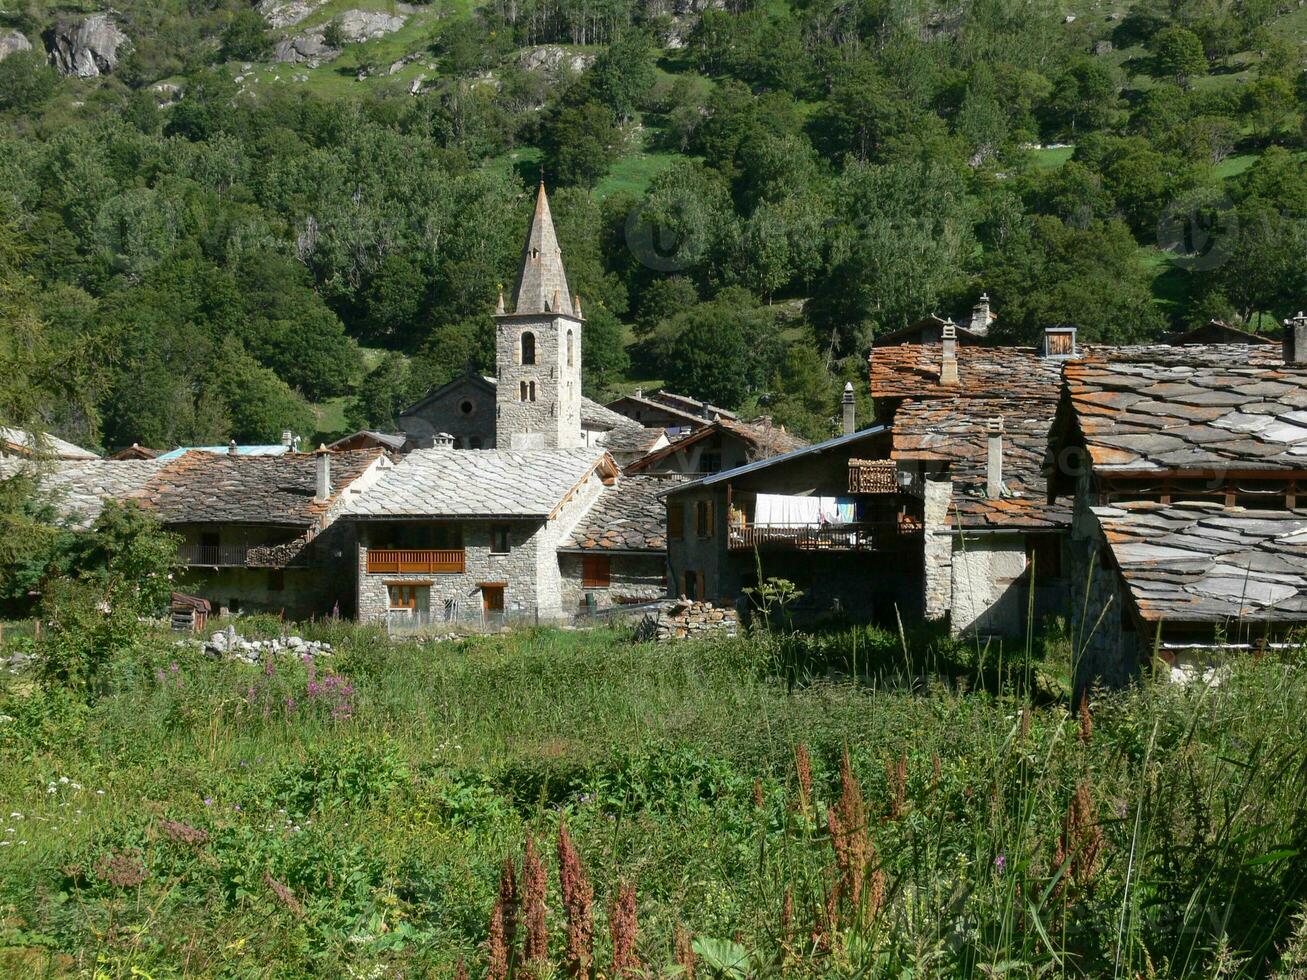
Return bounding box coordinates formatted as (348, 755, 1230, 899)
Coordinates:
(315, 445, 331, 502)
(280, 429, 293, 447)
(940, 322, 959, 386)
(1284, 311, 1307, 364)
(987, 418, 1004, 498)
(968, 292, 991, 337)
(841, 381, 856, 435)
(431, 432, 455, 450)
(227, 439, 239, 457)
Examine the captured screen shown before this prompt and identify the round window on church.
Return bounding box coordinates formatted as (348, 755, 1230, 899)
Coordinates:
(459, 399, 475, 416)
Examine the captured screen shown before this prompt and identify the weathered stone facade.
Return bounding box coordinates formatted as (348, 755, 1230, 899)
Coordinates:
(355, 467, 606, 623)
(495, 313, 584, 449)
(399, 375, 497, 450)
(558, 552, 668, 612)
(921, 477, 953, 621)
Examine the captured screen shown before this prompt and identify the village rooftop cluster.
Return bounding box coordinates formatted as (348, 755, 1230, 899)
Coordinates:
(6, 187, 1307, 694)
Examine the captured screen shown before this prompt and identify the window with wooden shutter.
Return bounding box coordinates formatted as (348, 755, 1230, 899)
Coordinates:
(695, 500, 714, 538)
(582, 555, 611, 588)
(668, 504, 685, 540)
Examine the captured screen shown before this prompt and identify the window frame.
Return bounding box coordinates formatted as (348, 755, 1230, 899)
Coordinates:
(521, 331, 537, 366)
(490, 524, 511, 555)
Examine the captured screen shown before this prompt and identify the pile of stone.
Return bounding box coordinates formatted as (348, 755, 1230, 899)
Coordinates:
(637, 598, 738, 642)
(2, 648, 36, 675)
(200, 626, 334, 664)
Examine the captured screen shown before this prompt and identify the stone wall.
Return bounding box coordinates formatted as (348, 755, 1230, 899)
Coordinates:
(951, 533, 1030, 636)
(1068, 476, 1140, 695)
(637, 599, 739, 641)
(357, 519, 547, 624)
(922, 478, 954, 621)
(558, 552, 668, 612)
(665, 487, 730, 601)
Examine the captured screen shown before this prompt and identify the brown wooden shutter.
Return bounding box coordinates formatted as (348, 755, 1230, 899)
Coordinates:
(695, 570, 705, 601)
(668, 504, 684, 540)
(582, 555, 610, 588)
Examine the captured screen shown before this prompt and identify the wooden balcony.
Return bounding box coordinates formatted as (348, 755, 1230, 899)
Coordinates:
(177, 544, 255, 567)
(367, 548, 466, 574)
(728, 520, 921, 553)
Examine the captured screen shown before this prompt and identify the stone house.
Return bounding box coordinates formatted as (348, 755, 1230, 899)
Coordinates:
(1046, 331, 1307, 691)
(558, 474, 685, 613)
(868, 327, 1076, 638)
(131, 448, 392, 618)
(342, 446, 620, 625)
(661, 425, 930, 623)
(605, 389, 739, 437)
(625, 417, 809, 477)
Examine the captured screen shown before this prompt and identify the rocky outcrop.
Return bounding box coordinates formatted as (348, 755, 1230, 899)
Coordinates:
(258, 0, 331, 29)
(636, 598, 739, 642)
(335, 10, 407, 42)
(0, 29, 32, 61)
(274, 33, 338, 64)
(46, 14, 129, 77)
(519, 45, 596, 75)
(274, 10, 407, 64)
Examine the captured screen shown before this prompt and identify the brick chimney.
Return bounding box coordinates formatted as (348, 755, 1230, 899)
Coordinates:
(841, 381, 856, 435)
(987, 417, 1004, 498)
(315, 444, 331, 502)
(940, 322, 959, 386)
(1284, 311, 1307, 364)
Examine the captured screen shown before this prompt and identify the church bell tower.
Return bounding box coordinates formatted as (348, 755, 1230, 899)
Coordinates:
(494, 182, 584, 449)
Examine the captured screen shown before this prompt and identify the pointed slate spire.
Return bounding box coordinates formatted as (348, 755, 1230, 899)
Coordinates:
(495, 286, 506, 315)
(511, 181, 574, 317)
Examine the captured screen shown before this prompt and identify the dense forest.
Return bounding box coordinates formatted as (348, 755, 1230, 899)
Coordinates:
(0, 0, 1304, 449)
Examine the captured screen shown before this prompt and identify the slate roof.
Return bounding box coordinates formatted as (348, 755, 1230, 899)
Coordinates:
(509, 183, 575, 317)
(625, 417, 809, 473)
(564, 475, 686, 552)
(599, 424, 666, 455)
(1094, 501, 1307, 623)
(328, 430, 406, 452)
(133, 450, 383, 527)
(156, 444, 291, 461)
(893, 398, 1071, 530)
(870, 344, 1066, 402)
(0, 458, 167, 528)
(0, 426, 99, 460)
(1167, 320, 1276, 346)
(342, 448, 613, 519)
(605, 390, 738, 427)
(1062, 347, 1307, 474)
(580, 397, 634, 431)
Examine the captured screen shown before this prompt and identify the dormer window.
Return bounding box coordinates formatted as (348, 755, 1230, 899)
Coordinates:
(521, 331, 536, 365)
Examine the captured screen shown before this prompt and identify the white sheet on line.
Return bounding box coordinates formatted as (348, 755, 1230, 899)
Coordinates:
(754, 493, 840, 525)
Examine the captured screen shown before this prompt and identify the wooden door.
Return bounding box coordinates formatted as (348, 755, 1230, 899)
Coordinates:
(481, 585, 505, 615)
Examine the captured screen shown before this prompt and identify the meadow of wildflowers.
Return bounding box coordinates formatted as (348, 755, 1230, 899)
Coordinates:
(0, 621, 1305, 977)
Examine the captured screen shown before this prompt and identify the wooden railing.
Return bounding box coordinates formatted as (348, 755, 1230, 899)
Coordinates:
(178, 544, 254, 567)
(728, 520, 920, 553)
(367, 548, 466, 574)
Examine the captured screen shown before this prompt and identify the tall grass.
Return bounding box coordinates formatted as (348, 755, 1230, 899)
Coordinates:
(0, 623, 1304, 976)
